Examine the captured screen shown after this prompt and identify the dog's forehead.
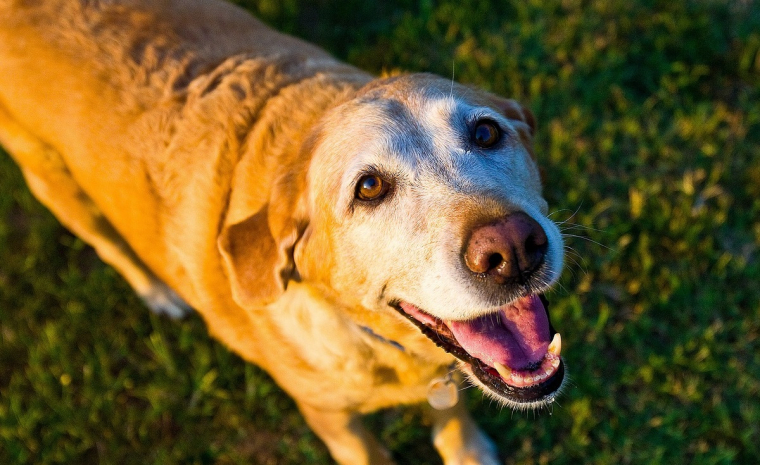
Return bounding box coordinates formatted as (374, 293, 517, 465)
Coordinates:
(315, 96, 463, 192)
(324, 89, 487, 168)
(311, 79, 540, 212)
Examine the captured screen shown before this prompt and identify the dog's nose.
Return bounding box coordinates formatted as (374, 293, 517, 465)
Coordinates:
(464, 212, 548, 284)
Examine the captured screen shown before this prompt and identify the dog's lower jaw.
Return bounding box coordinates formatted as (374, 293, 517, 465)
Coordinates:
(392, 297, 567, 409)
(462, 358, 567, 411)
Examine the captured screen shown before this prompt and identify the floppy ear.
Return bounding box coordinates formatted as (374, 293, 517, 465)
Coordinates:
(217, 157, 307, 310)
(483, 95, 538, 163)
(488, 96, 536, 136)
(218, 204, 301, 309)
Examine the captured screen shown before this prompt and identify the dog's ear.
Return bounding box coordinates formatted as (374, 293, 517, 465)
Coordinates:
(217, 158, 307, 310)
(483, 95, 537, 161)
(218, 205, 301, 309)
(488, 96, 536, 136)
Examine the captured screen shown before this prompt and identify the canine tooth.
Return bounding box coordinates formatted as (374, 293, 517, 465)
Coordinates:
(493, 362, 512, 380)
(548, 333, 562, 356)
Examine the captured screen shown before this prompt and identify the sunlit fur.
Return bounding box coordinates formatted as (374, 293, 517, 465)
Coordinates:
(0, 2, 564, 464)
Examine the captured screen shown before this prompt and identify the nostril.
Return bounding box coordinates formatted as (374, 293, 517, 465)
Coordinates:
(524, 226, 548, 268)
(526, 234, 547, 256)
(487, 253, 503, 270)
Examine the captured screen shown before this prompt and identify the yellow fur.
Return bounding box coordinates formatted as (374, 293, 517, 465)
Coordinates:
(0, 1, 558, 464)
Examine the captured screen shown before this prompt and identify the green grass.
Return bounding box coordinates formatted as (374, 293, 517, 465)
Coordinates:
(2, 0, 759, 463)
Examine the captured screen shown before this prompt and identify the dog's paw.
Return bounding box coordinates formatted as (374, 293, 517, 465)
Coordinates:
(440, 428, 500, 465)
(139, 282, 193, 319)
(451, 449, 500, 465)
(446, 448, 500, 465)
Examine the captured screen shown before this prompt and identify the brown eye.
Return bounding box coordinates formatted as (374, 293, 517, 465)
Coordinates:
(473, 120, 500, 148)
(356, 174, 390, 201)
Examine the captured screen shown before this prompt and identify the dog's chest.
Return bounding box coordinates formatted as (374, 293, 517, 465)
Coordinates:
(263, 283, 449, 410)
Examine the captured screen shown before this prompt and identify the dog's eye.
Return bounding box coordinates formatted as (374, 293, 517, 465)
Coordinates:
(356, 174, 390, 201)
(473, 119, 500, 148)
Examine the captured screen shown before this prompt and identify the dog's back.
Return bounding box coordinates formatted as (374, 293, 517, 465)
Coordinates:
(0, 0, 326, 245)
(0, 0, 370, 338)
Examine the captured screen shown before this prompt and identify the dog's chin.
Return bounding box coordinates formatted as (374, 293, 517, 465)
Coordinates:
(460, 355, 566, 411)
(392, 294, 566, 409)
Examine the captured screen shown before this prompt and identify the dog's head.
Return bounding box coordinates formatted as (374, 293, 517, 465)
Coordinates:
(220, 73, 566, 408)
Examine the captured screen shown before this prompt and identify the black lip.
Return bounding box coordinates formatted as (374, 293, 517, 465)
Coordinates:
(471, 356, 565, 402)
(392, 295, 565, 404)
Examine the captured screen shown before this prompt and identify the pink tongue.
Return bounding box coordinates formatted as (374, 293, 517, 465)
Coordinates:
(446, 295, 551, 370)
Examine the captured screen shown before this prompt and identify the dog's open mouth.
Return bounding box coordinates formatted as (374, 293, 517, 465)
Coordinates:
(394, 294, 565, 406)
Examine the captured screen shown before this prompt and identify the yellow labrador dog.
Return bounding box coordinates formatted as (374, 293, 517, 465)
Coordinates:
(0, 0, 566, 463)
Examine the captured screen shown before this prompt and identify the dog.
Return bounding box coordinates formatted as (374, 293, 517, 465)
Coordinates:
(0, 1, 566, 463)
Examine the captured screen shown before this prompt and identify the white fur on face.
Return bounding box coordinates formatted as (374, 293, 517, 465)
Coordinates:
(304, 84, 564, 321)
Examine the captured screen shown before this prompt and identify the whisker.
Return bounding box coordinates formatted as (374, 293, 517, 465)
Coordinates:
(562, 233, 613, 251)
(550, 203, 583, 225)
(564, 255, 586, 273)
(563, 246, 586, 264)
(560, 224, 608, 234)
(449, 60, 455, 99)
(559, 224, 594, 232)
(563, 255, 587, 279)
(457, 383, 478, 392)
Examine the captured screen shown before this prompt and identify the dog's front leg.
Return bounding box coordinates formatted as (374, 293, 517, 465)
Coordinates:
(297, 402, 395, 465)
(430, 400, 500, 465)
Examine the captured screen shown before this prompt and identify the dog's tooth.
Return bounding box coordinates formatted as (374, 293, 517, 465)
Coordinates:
(493, 362, 512, 380)
(548, 333, 562, 356)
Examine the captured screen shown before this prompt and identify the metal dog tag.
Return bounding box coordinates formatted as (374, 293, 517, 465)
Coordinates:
(427, 375, 459, 410)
